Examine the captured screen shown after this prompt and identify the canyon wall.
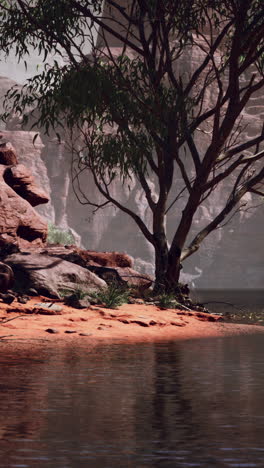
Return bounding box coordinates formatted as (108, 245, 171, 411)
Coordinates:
(1, 96, 263, 289)
(0, 8, 263, 289)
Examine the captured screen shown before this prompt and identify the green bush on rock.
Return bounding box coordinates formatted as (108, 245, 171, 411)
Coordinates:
(47, 223, 75, 245)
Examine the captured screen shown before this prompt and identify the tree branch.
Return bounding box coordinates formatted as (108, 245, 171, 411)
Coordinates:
(70, 0, 144, 56)
(204, 149, 264, 192)
(181, 165, 264, 261)
(91, 167, 154, 245)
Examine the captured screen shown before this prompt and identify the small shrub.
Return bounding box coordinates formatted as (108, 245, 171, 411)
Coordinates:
(59, 286, 89, 300)
(157, 292, 179, 309)
(91, 282, 129, 309)
(47, 223, 75, 245)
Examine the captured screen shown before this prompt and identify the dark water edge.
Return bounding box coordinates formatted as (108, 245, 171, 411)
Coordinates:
(191, 289, 264, 325)
(0, 290, 263, 467)
(0, 335, 264, 467)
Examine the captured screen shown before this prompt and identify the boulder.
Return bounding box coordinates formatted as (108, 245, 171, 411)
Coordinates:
(64, 295, 91, 309)
(0, 130, 53, 220)
(5, 253, 107, 299)
(114, 267, 153, 290)
(37, 245, 152, 289)
(0, 139, 49, 249)
(87, 265, 126, 284)
(88, 265, 153, 290)
(0, 141, 18, 165)
(0, 170, 48, 249)
(35, 245, 153, 290)
(0, 292, 16, 304)
(3, 164, 49, 206)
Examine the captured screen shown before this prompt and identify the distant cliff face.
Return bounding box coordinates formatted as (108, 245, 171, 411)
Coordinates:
(2, 110, 263, 288)
(1, 34, 264, 288)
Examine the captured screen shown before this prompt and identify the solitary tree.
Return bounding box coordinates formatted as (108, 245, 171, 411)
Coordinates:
(0, 0, 264, 292)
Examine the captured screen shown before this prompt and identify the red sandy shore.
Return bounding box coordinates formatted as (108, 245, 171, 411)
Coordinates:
(0, 297, 264, 350)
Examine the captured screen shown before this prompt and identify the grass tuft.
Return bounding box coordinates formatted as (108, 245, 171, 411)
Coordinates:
(91, 282, 129, 309)
(156, 292, 179, 309)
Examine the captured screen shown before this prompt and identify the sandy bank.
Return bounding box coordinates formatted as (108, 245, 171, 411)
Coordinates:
(0, 297, 263, 351)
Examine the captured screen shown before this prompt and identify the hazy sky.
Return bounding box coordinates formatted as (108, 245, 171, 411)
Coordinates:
(0, 10, 98, 85)
(0, 49, 66, 85)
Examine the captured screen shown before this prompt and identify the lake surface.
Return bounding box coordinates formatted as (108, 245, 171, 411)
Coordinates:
(192, 289, 264, 324)
(0, 332, 264, 467)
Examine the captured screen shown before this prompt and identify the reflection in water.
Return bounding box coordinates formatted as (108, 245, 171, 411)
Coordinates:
(192, 289, 264, 324)
(0, 334, 264, 467)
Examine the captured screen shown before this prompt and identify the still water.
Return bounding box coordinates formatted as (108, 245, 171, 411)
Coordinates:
(192, 290, 264, 324)
(0, 333, 264, 468)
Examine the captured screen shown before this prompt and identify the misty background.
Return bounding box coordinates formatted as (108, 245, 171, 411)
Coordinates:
(0, 38, 263, 292)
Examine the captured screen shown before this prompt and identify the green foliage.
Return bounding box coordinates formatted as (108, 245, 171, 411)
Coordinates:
(0, 0, 263, 293)
(0, 0, 104, 62)
(59, 286, 89, 299)
(227, 310, 264, 325)
(1, 1, 263, 181)
(156, 293, 180, 309)
(47, 222, 75, 245)
(91, 282, 129, 309)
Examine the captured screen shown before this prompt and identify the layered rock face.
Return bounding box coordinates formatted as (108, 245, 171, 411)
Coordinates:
(0, 139, 49, 250)
(0, 128, 53, 221)
(4, 114, 154, 268)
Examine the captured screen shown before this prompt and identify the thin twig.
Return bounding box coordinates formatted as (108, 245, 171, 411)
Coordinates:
(0, 314, 29, 324)
(0, 335, 14, 340)
(176, 303, 193, 312)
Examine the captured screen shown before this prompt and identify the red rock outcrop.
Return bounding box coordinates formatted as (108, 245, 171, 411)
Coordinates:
(0, 141, 18, 165)
(39, 245, 133, 267)
(3, 164, 49, 206)
(0, 130, 53, 221)
(0, 174, 48, 249)
(72, 249, 133, 268)
(114, 266, 153, 289)
(0, 141, 49, 250)
(37, 245, 153, 289)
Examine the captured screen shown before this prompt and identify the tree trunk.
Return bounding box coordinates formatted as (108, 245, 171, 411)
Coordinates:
(154, 248, 182, 293)
(153, 235, 183, 293)
(153, 232, 169, 294)
(165, 249, 182, 292)
(163, 190, 202, 292)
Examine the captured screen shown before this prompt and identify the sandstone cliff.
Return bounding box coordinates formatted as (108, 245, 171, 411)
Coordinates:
(0, 38, 263, 289)
(0, 138, 49, 250)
